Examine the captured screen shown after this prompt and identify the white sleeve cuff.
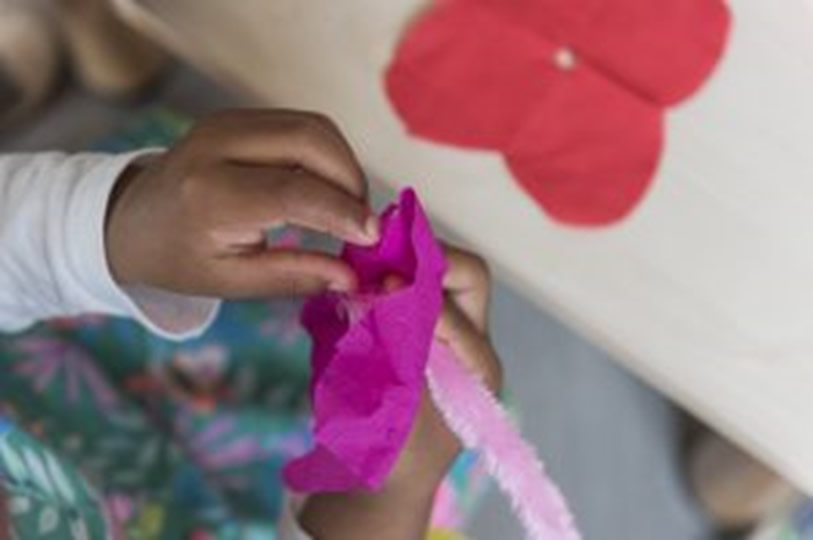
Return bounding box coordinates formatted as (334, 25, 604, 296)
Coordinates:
(65, 149, 220, 340)
(120, 285, 220, 340)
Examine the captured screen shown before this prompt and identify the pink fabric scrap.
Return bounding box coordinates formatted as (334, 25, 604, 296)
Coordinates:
(283, 188, 447, 492)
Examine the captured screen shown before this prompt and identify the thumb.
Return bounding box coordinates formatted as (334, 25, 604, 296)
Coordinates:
(435, 302, 502, 393)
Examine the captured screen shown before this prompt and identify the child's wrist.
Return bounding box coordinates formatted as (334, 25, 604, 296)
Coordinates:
(300, 482, 436, 539)
(385, 454, 455, 506)
(105, 157, 152, 287)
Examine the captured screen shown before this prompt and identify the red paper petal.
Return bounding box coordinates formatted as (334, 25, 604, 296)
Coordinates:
(505, 60, 663, 225)
(567, 0, 731, 104)
(471, 0, 731, 104)
(386, 0, 565, 149)
(471, 0, 599, 44)
(385, 0, 730, 225)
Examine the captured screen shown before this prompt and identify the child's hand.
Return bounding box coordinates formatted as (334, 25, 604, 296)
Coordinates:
(106, 109, 378, 298)
(300, 246, 502, 539)
(390, 245, 502, 495)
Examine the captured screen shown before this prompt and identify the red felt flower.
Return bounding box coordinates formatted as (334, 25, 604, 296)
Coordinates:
(385, 0, 731, 225)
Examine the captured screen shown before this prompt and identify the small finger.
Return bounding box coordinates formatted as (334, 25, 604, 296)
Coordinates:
(382, 274, 407, 293)
(215, 249, 358, 298)
(436, 302, 502, 392)
(442, 245, 491, 333)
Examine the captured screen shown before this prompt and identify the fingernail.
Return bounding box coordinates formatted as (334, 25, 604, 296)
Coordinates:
(360, 214, 379, 244)
(328, 280, 351, 292)
(382, 273, 406, 292)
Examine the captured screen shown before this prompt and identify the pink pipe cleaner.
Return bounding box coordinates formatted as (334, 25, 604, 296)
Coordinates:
(427, 341, 580, 540)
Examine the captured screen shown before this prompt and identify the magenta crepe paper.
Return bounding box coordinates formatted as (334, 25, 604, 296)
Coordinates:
(283, 188, 581, 540)
(283, 188, 447, 492)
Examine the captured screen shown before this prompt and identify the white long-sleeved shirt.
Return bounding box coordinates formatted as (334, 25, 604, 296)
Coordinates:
(0, 151, 219, 338)
(0, 151, 309, 538)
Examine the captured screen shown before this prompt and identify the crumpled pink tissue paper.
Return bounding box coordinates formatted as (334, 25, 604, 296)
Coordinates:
(283, 188, 446, 492)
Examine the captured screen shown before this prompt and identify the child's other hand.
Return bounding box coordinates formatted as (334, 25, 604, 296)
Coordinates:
(390, 245, 502, 496)
(300, 246, 502, 539)
(106, 109, 379, 298)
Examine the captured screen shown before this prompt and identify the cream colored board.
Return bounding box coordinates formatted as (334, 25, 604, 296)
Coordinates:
(114, 0, 813, 493)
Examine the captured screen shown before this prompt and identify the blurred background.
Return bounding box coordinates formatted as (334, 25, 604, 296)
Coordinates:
(0, 1, 807, 539)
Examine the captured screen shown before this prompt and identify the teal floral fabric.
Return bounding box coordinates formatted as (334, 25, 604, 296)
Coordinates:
(0, 300, 314, 539)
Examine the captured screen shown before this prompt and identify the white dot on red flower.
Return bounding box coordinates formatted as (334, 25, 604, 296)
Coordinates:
(554, 47, 576, 71)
